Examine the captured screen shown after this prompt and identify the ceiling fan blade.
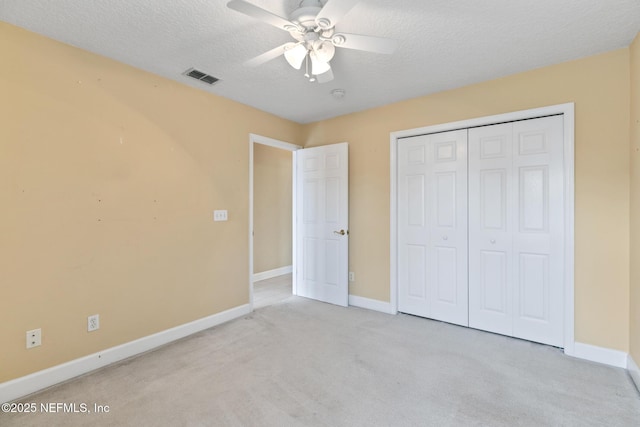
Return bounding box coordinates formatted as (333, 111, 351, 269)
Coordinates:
(332, 33, 397, 54)
(245, 43, 293, 67)
(227, 0, 297, 32)
(316, 68, 334, 84)
(315, 0, 360, 28)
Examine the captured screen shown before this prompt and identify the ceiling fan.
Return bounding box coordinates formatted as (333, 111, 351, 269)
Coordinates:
(227, 0, 397, 83)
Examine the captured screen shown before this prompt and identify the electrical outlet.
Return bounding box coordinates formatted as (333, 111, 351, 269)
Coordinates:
(26, 328, 41, 349)
(349, 272, 355, 282)
(88, 314, 100, 332)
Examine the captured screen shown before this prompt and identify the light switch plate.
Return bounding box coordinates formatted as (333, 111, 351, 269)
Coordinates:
(214, 210, 228, 221)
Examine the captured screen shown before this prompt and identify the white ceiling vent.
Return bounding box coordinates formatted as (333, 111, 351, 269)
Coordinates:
(183, 68, 220, 85)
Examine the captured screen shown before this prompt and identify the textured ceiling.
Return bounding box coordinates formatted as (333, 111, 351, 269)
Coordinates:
(1, 0, 640, 123)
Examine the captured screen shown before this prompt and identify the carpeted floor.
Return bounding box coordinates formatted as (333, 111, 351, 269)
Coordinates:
(2, 292, 639, 426)
(253, 274, 292, 309)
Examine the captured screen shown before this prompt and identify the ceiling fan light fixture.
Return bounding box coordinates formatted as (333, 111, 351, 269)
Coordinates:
(313, 40, 336, 62)
(284, 43, 307, 69)
(310, 51, 331, 75)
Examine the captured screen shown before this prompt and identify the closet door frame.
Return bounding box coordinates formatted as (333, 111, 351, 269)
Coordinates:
(389, 103, 575, 355)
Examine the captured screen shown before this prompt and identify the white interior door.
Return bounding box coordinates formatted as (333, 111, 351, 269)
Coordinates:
(295, 143, 349, 307)
(397, 130, 468, 326)
(468, 116, 564, 346)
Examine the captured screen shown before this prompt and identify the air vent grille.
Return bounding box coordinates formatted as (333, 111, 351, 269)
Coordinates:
(199, 74, 219, 85)
(184, 68, 220, 85)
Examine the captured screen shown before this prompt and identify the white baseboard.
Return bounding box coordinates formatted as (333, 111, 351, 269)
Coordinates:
(253, 265, 292, 282)
(0, 304, 251, 404)
(348, 295, 396, 315)
(571, 342, 628, 368)
(628, 354, 640, 391)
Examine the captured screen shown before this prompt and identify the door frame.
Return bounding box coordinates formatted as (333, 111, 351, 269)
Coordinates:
(249, 134, 302, 310)
(389, 103, 575, 355)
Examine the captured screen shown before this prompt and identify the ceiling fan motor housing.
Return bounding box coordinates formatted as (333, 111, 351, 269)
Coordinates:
(291, 0, 324, 29)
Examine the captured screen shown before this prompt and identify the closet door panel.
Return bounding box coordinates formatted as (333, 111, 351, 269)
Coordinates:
(398, 130, 468, 326)
(469, 116, 564, 346)
(398, 136, 431, 318)
(428, 130, 468, 326)
(468, 123, 514, 336)
(512, 116, 564, 347)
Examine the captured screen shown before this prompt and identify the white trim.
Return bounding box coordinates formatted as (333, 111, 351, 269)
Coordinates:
(389, 134, 399, 315)
(390, 103, 575, 352)
(391, 105, 571, 139)
(628, 354, 640, 391)
(249, 139, 255, 308)
(248, 134, 301, 311)
(249, 133, 301, 152)
(571, 342, 628, 368)
(348, 295, 396, 315)
(0, 304, 251, 404)
(253, 265, 293, 282)
(292, 152, 298, 296)
(560, 105, 576, 357)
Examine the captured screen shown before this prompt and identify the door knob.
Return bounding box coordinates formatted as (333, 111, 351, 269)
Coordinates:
(490, 239, 496, 244)
(333, 229, 347, 236)
(442, 235, 448, 240)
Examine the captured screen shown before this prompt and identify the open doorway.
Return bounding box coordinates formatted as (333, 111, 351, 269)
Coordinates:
(249, 134, 301, 310)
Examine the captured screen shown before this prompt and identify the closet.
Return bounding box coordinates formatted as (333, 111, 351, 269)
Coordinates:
(397, 115, 564, 347)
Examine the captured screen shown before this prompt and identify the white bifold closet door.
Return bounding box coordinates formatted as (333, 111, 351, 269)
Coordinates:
(468, 116, 564, 347)
(397, 129, 468, 326)
(397, 115, 564, 347)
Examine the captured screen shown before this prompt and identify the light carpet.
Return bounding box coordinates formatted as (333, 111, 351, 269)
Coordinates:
(2, 296, 639, 426)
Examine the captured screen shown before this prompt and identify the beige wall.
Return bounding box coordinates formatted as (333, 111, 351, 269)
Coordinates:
(303, 49, 631, 352)
(0, 23, 302, 382)
(630, 32, 640, 363)
(253, 144, 292, 273)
